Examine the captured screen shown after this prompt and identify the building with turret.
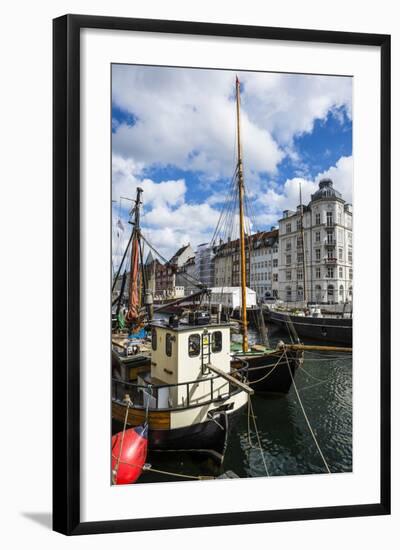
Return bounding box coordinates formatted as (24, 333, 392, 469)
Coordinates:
(277, 178, 353, 304)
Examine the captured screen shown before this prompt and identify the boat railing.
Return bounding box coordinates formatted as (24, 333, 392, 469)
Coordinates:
(112, 362, 249, 411)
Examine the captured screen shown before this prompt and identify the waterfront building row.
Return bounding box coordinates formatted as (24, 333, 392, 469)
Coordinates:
(145, 178, 353, 305)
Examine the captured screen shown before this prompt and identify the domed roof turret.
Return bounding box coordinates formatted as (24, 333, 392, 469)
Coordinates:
(311, 178, 343, 202)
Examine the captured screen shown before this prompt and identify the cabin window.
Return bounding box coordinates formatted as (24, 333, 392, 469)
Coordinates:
(165, 333, 172, 357)
(188, 334, 200, 357)
(151, 328, 157, 351)
(212, 331, 222, 353)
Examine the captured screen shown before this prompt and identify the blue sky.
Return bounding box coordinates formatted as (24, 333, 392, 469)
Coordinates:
(111, 65, 352, 260)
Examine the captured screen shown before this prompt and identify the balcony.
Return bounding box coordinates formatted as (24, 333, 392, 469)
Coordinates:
(324, 257, 337, 265)
(324, 239, 336, 247)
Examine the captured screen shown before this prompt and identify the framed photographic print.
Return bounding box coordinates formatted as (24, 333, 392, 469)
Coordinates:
(53, 14, 390, 535)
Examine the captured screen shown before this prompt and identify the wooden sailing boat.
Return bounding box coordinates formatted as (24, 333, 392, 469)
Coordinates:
(112, 187, 152, 374)
(226, 76, 302, 393)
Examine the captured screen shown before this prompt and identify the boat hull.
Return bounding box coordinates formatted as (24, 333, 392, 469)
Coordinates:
(268, 310, 352, 346)
(112, 398, 247, 463)
(232, 349, 301, 394)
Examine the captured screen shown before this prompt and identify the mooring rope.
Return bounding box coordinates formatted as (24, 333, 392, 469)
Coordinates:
(111, 455, 215, 481)
(247, 397, 270, 477)
(284, 350, 331, 474)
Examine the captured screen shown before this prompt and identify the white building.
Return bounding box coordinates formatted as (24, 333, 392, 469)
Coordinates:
(210, 287, 257, 309)
(249, 229, 279, 301)
(278, 178, 353, 304)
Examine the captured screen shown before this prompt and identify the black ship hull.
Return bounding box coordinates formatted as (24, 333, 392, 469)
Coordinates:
(112, 403, 246, 464)
(233, 349, 300, 394)
(268, 311, 352, 346)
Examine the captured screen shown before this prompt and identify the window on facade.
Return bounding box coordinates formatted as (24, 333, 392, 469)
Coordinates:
(286, 254, 291, 265)
(286, 287, 292, 301)
(339, 285, 344, 299)
(327, 267, 334, 279)
(273, 273, 278, 282)
(349, 268, 353, 280)
(297, 270, 303, 281)
(326, 229, 334, 244)
(326, 212, 333, 227)
(297, 253, 304, 263)
(316, 249, 321, 261)
(315, 231, 320, 243)
(316, 267, 321, 279)
(316, 213, 321, 225)
(211, 331, 222, 353)
(286, 270, 291, 281)
(339, 267, 343, 278)
(315, 285, 322, 300)
(272, 289, 278, 298)
(286, 242, 292, 251)
(296, 219, 301, 231)
(151, 327, 157, 351)
(188, 334, 200, 357)
(286, 223, 292, 233)
(166, 333, 173, 357)
(348, 250, 353, 263)
(327, 285, 334, 301)
(297, 286, 303, 298)
(339, 248, 343, 260)
(273, 259, 278, 267)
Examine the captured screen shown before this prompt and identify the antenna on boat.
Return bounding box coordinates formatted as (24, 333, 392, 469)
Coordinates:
(235, 75, 249, 353)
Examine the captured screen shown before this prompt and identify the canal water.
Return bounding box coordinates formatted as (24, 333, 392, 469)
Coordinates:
(138, 325, 352, 482)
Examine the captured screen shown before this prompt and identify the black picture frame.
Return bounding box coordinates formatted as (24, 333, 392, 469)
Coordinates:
(53, 14, 391, 535)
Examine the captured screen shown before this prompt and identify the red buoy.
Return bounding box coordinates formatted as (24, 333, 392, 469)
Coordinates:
(112, 424, 148, 484)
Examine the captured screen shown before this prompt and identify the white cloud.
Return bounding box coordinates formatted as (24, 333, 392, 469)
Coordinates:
(243, 72, 352, 145)
(315, 155, 353, 204)
(112, 153, 221, 260)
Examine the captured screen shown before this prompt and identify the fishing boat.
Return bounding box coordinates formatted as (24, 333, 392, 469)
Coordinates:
(112, 312, 251, 463)
(111, 188, 154, 372)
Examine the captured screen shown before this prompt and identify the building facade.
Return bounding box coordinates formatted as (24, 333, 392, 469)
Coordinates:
(248, 229, 279, 301)
(213, 230, 279, 302)
(278, 178, 353, 304)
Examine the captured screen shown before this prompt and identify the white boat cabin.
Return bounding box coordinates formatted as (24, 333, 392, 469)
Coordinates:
(146, 315, 232, 409)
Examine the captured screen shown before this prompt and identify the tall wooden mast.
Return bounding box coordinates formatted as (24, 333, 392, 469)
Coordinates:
(126, 187, 143, 326)
(235, 76, 248, 353)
